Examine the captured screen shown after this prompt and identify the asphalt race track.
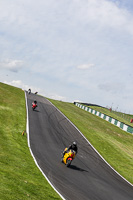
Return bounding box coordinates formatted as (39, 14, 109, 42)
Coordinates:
(26, 92, 133, 200)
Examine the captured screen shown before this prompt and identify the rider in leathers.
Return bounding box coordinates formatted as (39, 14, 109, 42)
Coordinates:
(62, 142, 78, 160)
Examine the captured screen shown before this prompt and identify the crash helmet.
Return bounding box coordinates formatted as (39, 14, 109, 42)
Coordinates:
(34, 100, 37, 104)
(73, 141, 77, 146)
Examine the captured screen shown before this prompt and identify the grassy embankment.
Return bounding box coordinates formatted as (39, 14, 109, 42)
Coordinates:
(49, 99, 133, 185)
(84, 105, 133, 127)
(0, 82, 61, 200)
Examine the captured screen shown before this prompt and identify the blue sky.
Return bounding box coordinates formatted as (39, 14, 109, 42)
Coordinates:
(0, 0, 133, 114)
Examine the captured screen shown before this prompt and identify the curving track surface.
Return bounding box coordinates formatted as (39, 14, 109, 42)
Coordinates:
(26, 92, 133, 200)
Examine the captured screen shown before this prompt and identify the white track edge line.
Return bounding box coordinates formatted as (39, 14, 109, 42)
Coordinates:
(25, 92, 66, 200)
(47, 98, 133, 187)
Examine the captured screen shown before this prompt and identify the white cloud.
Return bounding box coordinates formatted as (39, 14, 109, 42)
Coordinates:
(48, 93, 67, 101)
(3, 80, 67, 102)
(80, 0, 133, 35)
(0, 59, 23, 72)
(3, 80, 42, 94)
(73, 99, 82, 103)
(1, 0, 133, 114)
(77, 63, 94, 70)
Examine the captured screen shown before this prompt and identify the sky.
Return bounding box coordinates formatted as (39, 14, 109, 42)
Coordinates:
(0, 0, 133, 114)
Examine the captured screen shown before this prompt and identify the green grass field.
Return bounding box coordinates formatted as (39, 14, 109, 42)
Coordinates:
(0, 82, 61, 200)
(0, 82, 133, 200)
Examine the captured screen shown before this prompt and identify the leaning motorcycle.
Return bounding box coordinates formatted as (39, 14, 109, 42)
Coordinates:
(28, 89, 31, 94)
(61, 148, 76, 167)
(32, 102, 37, 111)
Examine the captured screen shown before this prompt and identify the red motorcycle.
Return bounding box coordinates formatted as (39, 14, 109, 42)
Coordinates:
(32, 101, 37, 111)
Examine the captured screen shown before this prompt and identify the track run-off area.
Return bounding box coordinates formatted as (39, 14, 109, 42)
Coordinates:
(26, 92, 133, 200)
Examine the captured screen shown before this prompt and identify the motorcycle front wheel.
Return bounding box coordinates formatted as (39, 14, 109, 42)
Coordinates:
(66, 159, 72, 167)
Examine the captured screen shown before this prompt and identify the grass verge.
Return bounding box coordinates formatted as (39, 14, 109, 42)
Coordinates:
(0, 83, 61, 200)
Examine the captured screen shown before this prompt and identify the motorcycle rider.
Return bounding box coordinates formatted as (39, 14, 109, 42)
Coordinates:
(32, 100, 37, 105)
(61, 142, 78, 162)
(66, 142, 78, 154)
(28, 88, 31, 94)
(32, 100, 37, 109)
